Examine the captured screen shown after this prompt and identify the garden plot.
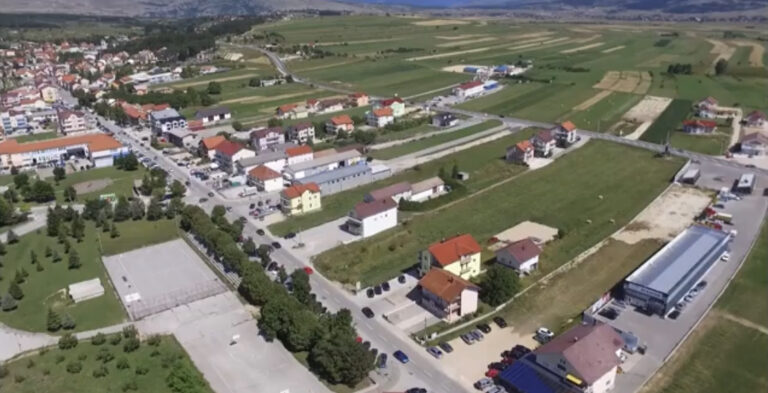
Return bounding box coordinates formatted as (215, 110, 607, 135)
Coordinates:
(593, 71, 651, 94)
(706, 39, 737, 69)
(619, 95, 673, 140)
(573, 90, 613, 111)
(74, 178, 113, 195)
(634, 71, 653, 94)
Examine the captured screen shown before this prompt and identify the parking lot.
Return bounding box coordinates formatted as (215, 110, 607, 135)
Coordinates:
(103, 239, 227, 319)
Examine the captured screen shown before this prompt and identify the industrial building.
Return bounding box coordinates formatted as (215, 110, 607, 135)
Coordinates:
(0, 133, 127, 169)
(734, 173, 756, 194)
(623, 225, 731, 317)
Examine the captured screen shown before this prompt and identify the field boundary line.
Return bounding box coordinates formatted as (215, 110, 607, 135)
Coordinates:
(719, 311, 768, 335)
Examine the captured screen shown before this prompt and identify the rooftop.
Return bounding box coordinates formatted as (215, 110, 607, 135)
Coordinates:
(237, 150, 287, 167)
(248, 165, 281, 180)
(352, 198, 398, 220)
(419, 268, 478, 303)
(282, 183, 320, 199)
(367, 181, 411, 201)
(295, 163, 371, 185)
(286, 149, 361, 173)
(411, 177, 444, 194)
(151, 108, 184, 121)
(427, 234, 482, 267)
(195, 106, 230, 119)
(0, 133, 122, 154)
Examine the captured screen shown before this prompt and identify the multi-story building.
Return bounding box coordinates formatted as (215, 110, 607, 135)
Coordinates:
(287, 123, 315, 144)
(250, 127, 286, 151)
(214, 140, 256, 173)
(57, 109, 88, 135)
(346, 198, 398, 238)
(418, 268, 479, 324)
(0, 111, 28, 133)
(280, 183, 322, 215)
(420, 234, 482, 280)
(0, 134, 126, 169)
(149, 108, 187, 136)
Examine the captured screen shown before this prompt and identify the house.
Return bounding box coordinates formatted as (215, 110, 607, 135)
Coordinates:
(194, 106, 231, 125)
(39, 85, 58, 103)
(150, 108, 187, 136)
(248, 165, 283, 192)
(0, 134, 127, 169)
(506, 140, 534, 165)
(365, 181, 412, 203)
(319, 98, 345, 113)
(326, 115, 355, 135)
(236, 149, 287, 174)
(165, 128, 196, 148)
(432, 112, 458, 128)
(420, 234, 482, 280)
(410, 177, 445, 202)
(418, 268, 479, 324)
(367, 107, 394, 128)
(281, 183, 322, 215)
(377, 97, 405, 118)
(495, 238, 542, 275)
(452, 80, 485, 99)
(554, 121, 578, 146)
(306, 99, 320, 113)
(348, 92, 369, 107)
(288, 122, 315, 144)
(57, 109, 88, 134)
(199, 135, 226, 160)
(286, 145, 314, 165)
(744, 110, 767, 130)
(214, 140, 255, 173)
(696, 96, 718, 118)
(0, 111, 28, 133)
(250, 127, 286, 151)
(682, 119, 717, 134)
(532, 129, 556, 157)
(276, 104, 299, 119)
(740, 132, 768, 156)
(346, 198, 398, 238)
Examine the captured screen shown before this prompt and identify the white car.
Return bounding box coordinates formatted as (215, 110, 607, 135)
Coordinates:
(536, 327, 554, 342)
(721, 252, 730, 262)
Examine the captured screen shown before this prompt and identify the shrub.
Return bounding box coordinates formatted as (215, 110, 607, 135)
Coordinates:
(42, 368, 50, 376)
(14, 374, 25, 383)
(150, 349, 161, 357)
(92, 365, 109, 378)
(116, 357, 130, 370)
(0, 364, 8, 378)
(78, 353, 88, 361)
(26, 359, 35, 368)
(58, 333, 78, 350)
(123, 337, 140, 353)
(109, 333, 122, 346)
(55, 355, 65, 364)
(96, 347, 114, 363)
(122, 325, 138, 339)
(66, 361, 82, 374)
(122, 380, 138, 392)
(147, 335, 162, 346)
(135, 366, 149, 375)
(91, 332, 106, 345)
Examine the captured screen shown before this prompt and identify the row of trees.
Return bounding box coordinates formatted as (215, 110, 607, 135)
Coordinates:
(107, 85, 215, 110)
(666, 63, 693, 75)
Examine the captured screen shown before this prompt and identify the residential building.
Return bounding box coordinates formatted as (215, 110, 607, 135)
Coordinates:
(0, 134, 127, 169)
(165, 128, 196, 148)
(248, 165, 283, 192)
(348, 92, 369, 107)
(506, 140, 534, 165)
(288, 122, 315, 144)
(150, 108, 187, 136)
(194, 106, 231, 125)
(346, 198, 398, 238)
(0, 111, 28, 133)
(276, 104, 308, 120)
(410, 177, 445, 202)
(365, 181, 412, 203)
(286, 145, 313, 165)
(283, 149, 363, 181)
(236, 149, 287, 174)
(199, 135, 226, 160)
(250, 127, 286, 151)
(326, 115, 355, 135)
(367, 107, 394, 128)
(740, 132, 768, 156)
(432, 112, 458, 128)
(695, 96, 718, 118)
(452, 80, 485, 99)
(499, 322, 624, 393)
(214, 140, 255, 173)
(57, 109, 87, 134)
(554, 121, 578, 146)
(39, 85, 58, 103)
(376, 97, 405, 118)
(319, 98, 345, 113)
(420, 234, 482, 280)
(682, 119, 717, 134)
(744, 110, 767, 130)
(495, 238, 542, 275)
(418, 268, 479, 324)
(281, 183, 322, 215)
(533, 129, 556, 157)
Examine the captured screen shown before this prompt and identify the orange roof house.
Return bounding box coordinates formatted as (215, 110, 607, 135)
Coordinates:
(282, 183, 320, 199)
(426, 234, 482, 267)
(248, 165, 281, 181)
(201, 135, 226, 151)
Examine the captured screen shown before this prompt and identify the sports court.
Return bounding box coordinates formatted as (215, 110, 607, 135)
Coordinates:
(103, 238, 227, 320)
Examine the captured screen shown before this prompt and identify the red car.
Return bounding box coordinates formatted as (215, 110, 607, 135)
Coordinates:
(303, 266, 314, 275)
(485, 369, 499, 378)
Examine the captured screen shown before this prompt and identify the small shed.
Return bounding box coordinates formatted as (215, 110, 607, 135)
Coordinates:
(68, 278, 105, 303)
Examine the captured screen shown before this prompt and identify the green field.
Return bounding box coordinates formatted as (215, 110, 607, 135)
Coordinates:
(0, 335, 213, 393)
(269, 127, 535, 237)
(14, 132, 59, 143)
(568, 92, 644, 131)
(369, 120, 502, 160)
(669, 129, 731, 156)
(100, 219, 180, 256)
(314, 141, 683, 286)
(0, 224, 125, 333)
(640, 99, 693, 144)
(51, 167, 146, 203)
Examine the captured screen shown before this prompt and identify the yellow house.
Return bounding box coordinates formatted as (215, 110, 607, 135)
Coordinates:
(39, 85, 59, 103)
(420, 234, 482, 280)
(281, 183, 322, 216)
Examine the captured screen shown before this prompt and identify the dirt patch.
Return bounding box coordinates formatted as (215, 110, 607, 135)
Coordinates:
(593, 70, 650, 94)
(573, 90, 613, 111)
(411, 19, 470, 26)
(731, 40, 766, 67)
(435, 34, 484, 40)
(706, 38, 737, 69)
(436, 37, 497, 48)
(560, 42, 605, 54)
(613, 185, 712, 244)
(634, 71, 653, 94)
(440, 64, 482, 73)
(74, 178, 113, 195)
(623, 95, 673, 123)
(601, 45, 625, 53)
(594, 71, 620, 90)
(489, 221, 559, 251)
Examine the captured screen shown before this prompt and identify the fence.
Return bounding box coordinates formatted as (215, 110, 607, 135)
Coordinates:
(127, 279, 227, 320)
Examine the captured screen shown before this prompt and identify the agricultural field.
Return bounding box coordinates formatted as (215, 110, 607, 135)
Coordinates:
(640, 99, 693, 144)
(268, 125, 533, 237)
(0, 334, 213, 393)
(313, 141, 683, 286)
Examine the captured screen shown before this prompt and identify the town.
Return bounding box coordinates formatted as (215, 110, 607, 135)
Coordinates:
(0, 10, 766, 393)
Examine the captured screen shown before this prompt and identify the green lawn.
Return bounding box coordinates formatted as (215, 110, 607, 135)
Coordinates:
(369, 120, 502, 160)
(14, 132, 58, 143)
(568, 92, 643, 131)
(0, 335, 214, 393)
(314, 141, 683, 286)
(640, 99, 693, 144)
(269, 127, 536, 237)
(0, 224, 125, 333)
(100, 219, 180, 256)
(669, 129, 731, 156)
(718, 221, 768, 327)
(51, 167, 146, 203)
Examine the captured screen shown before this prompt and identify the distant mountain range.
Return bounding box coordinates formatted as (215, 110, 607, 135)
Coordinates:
(2, 0, 767, 17)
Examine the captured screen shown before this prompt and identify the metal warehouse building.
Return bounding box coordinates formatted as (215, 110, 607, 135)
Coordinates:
(623, 225, 731, 316)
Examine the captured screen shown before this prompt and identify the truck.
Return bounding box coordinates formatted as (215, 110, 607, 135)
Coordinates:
(239, 186, 258, 197)
(714, 211, 733, 224)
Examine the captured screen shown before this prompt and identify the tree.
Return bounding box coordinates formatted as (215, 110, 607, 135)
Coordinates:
(290, 269, 312, 306)
(68, 249, 81, 270)
(61, 313, 76, 330)
(71, 214, 85, 242)
(0, 240, 6, 255)
(53, 167, 66, 182)
(0, 196, 15, 227)
(45, 245, 52, 257)
(114, 197, 131, 222)
(58, 333, 78, 350)
(47, 308, 62, 331)
(64, 186, 77, 202)
(166, 362, 209, 393)
(52, 249, 62, 263)
(309, 331, 374, 386)
(715, 59, 728, 75)
(121, 152, 139, 171)
(29, 250, 37, 265)
(242, 237, 257, 256)
(146, 198, 164, 221)
(130, 198, 145, 220)
(451, 163, 460, 179)
(480, 265, 521, 306)
(207, 81, 222, 95)
(170, 180, 187, 198)
(27, 180, 56, 203)
(123, 337, 140, 353)
(110, 223, 120, 238)
(232, 121, 244, 131)
(248, 77, 260, 87)
(1, 293, 17, 311)
(8, 282, 23, 300)
(47, 207, 61, 236)
(13, 173, 29, 189)
(6, 229, 18, 244)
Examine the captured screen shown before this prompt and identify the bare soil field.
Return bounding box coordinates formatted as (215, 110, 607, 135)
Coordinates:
(593, 71, 651, 94)
(436, 37, 497, 48)
(623, 96, 673, 123)
(602, 45, 625, 53)
(560, 42, 605, 54)
(731, 40, 766, 67)
(573, 90, 613, 111)
(435, 34, 484, 40)
(220, 90, 316, 105)
(634, 71, 653, 95)
(411, 19, 470, 26)
(74, 178, 112, 195)
(706, 39, 737, 69)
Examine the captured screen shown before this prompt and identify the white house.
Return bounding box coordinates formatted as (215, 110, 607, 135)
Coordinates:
(288, 123, 315, 144)
(745, 110, 767, 131)
(495, 237, 542, 275)
(150, 108, 187, 135)
(452, 80, 484, 99)
(418, 268, 479, 324)
(367, 107, 394, 128)
(57, 109, 88, 134)
(365, 182, 412, 203)
(214, 140, 256, 173)
(286, 145, 314, 166)
(553, 121, 578, 146)
(740, 132, 768, 156)
(410, 177, 445, 202)
(248, 165, 283, 192)
(194, 106, 231, 125)
(533, 129, 556, 157)
(250, 127, 286, 151)
(432, 112, 458, 128)
(346, 198, 398, 238)
(326, 115, 355, 135)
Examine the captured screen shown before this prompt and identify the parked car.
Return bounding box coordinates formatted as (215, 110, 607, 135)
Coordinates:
(493, 316, 508, 328)
(488, 362, 506, 371)
(266, 262, 278, 272)
(207, 192, 214, 197)
(477, 323, 492, 334)
(198, 198, 208, 203)
(285, 232, 296, 239)
(683, 294, 694, 303)
(393, 350, 409, 364)
(426, 346, 443, 359)
(362, 307, 375, 319)
(398, 275, 406, 284)
(366, 288, 375, 298)
(471, 330, 485, 341)
(461, 333, 475, 345)
(249, 203, 256, 209)
(381, 282, 391, 292)
(721, 252, 730, 262)
(374, 285, 382, 295)
(272, 241, 282, 249)
(668, 310, 681, 320)
(599, 307, 620, 320)
(377, 353, 388, 368)
(474, 377, 494, 390)
(676, 302, 687, 311)
(406, 388, 427, 393)
(438, 342, 454, 353)
(485, 369, 499, 378)
(535, 327, 554, 343)
(256, 229, 265, 236)
(508, 345, 531, 360)
(487, 386, 508, 393)
(695, 281, 707, 290)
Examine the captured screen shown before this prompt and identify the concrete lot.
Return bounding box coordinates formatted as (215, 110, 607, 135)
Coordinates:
(103, 239, 227, 320)
(289, 217, 361, 261)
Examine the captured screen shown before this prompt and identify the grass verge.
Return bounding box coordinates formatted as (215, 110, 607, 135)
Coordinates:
(369, 120, 502, 160)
